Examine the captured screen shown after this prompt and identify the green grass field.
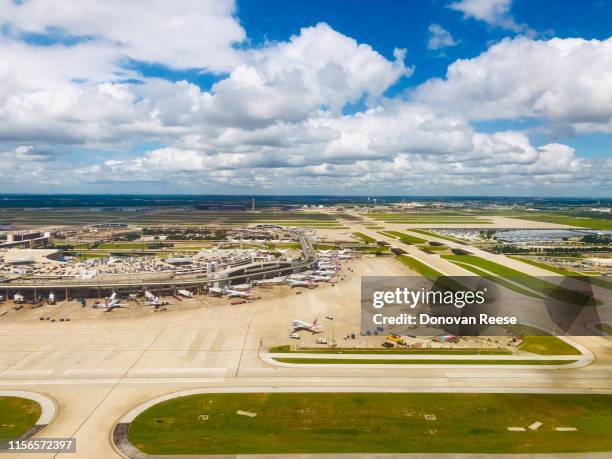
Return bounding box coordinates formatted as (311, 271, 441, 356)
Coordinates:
(126, 211, 345, 228)
(0, 209, 142, 225)
(353, 232, 376, 243)
(271, 334, 577, 355)
(447, 260, 544, 299)
(378, 231, 428, 244)
(395, 255, 442, 280)
(596, 323, 612, 335)
(269, 345, 511, 355)
(0, 397, 41, 443)
(128, 393, 612, 455)
(442, 255, 602, 306)
(265, 242, 301, 249)
(510, 256, 612, 291)
(504, 324, 582, 355)
(395, 255, 467, 292)
(364, 212, 491, 225)
(274, 358, 575, 365)
(417, 244, 448, 250)
(96, 242, 150, 250)
(506, 214, 612, 230)
(519, 338, 581, 355)
(0, 208, 346, 228)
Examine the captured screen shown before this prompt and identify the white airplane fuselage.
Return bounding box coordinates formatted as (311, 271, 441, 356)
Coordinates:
(178, 289, 194, 298)
(291, 318, 322, 333)
(225, 289, 250, 298)
(286, 279, 314, 288)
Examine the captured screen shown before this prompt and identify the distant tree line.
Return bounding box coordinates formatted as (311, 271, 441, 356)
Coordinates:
(580, 234, 611, 244)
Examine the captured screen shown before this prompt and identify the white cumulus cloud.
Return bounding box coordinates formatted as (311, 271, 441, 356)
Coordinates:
(448, 0, 530, 33)
(0, 3, 608, 195)
(0, 0, 246, 72)
(414, 37, 612, 133)
(427, 24, 459, 50)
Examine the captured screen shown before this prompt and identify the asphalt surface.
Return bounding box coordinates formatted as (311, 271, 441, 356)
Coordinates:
(0, 219, 610, 458)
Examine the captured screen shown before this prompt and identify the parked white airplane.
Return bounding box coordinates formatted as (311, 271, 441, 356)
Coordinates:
(144, 290, 157, 302)
(143, 290, 169, 307)
(286, 278, 316, 288)
(231, 283, 251, 291)
(225, 288, 251, 298)
(291, 317, 322, 333)
(94, 297, 128, 312)
(309, 275, 332, 282)
(13, 292, 25, 303)
(314, 270, 336, 276)
(177, 289, 194, 298)
(209, 287, 224, 296)
(318, 264, 340, 271)
(255, 277, 286, 285)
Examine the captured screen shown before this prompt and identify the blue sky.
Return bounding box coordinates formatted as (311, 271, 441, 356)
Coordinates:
(237, 0, 612, 157)
(0, 0, 610, 196)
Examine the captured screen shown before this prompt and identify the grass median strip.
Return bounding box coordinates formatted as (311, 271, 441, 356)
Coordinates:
(273, 357, 576, 365)
(364, 213, 492, 224)
(506, 214, 612, 230)
(448, 260, 543, 299)
(378, 231, 427, 244)
(128, 393, 611, 455)
(596, 323, 612, 334)
(269, 345, 511, 355)
(353, 232, 376, 243)
(395, 255, 466, 292)
(442, 254, 602, 306)
(0, 396, 41, 442)
(395, 255, 441, 280)
(504, 324, 581, 355)
(510, 256, 612, 291)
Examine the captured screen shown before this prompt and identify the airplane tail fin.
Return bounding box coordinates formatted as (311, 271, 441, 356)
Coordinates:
(313, 317, 318, 326)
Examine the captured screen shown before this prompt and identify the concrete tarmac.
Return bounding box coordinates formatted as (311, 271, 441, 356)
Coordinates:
(0, 254, 610, 458)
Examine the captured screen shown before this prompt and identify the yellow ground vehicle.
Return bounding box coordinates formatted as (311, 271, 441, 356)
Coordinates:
(386, 335, 405, 345)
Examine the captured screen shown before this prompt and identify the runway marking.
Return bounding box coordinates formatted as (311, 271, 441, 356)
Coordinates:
(62, 368, 126, 376)
(56, 296, 182, 454)
(1, 369, 54, 376)
(128, 367, 230, 376)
